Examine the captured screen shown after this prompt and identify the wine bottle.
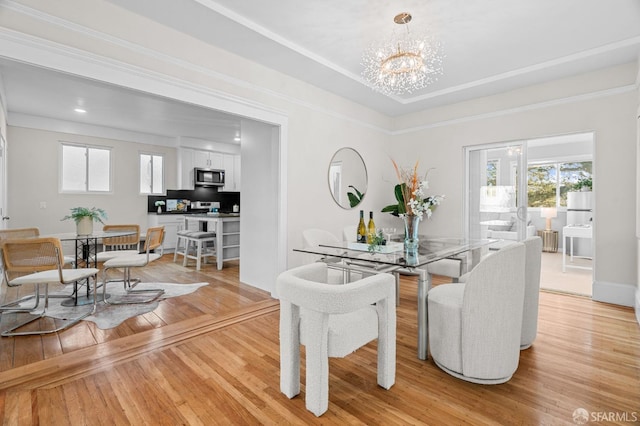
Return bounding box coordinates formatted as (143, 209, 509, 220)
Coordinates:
(357, 210, 367, 243)
(367, 211, 376, 244)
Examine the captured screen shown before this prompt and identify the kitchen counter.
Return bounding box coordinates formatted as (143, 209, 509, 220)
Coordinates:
(154, 211, 239, 217)
(191, 212, 240, 218)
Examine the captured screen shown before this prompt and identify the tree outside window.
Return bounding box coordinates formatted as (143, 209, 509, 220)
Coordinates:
(140, 153, 164, 194)
(528, 161, 591, 208)
(61, 143, 111, 192)
(486, 159, 498, 186)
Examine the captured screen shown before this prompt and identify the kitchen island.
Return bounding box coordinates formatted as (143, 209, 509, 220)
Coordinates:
(148, 213, 240, 270)
(183, 213, 240, 270)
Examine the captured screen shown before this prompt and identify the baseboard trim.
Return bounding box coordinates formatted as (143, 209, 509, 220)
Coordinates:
(635, 288, 640, 326)
(592, 280, 635, 307)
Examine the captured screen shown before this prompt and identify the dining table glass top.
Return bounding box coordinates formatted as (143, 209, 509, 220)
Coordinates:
(294, 236, 496, 269)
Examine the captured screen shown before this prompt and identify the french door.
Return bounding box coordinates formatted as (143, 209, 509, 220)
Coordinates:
(464, 141, 528, 245)
(0, 134, 7, 230)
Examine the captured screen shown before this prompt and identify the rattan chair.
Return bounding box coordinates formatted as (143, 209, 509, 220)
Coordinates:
(101, 226, 165, 304)
(0, 237, 99, 336)
(95, 224, 141, 262)
(0, 228, 42, 312)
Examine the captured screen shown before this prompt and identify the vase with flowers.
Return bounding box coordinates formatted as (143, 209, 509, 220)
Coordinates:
(155, 200, 165, 214)
(381, 160, 444, 255)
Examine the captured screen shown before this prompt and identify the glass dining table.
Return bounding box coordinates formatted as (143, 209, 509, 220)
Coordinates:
(42, 231, 138, 306)
(294, 236, 495, 360)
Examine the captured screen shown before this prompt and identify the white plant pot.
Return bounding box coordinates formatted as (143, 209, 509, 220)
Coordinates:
(76, 217, 94, 235)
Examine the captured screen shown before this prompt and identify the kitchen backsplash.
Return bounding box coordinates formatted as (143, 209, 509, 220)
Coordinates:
(148, 187, 240, 213)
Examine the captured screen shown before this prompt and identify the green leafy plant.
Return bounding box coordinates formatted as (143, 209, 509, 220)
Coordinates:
(572, 176, 592, 191)
(381, 183, 443, 218)
(61, 207, 107, 224)
(347, 185, 364, 208)
(367, 230, 386, 253)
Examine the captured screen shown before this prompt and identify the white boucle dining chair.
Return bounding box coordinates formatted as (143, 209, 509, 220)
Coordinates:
(428, 242, 526, 384)
(277, 262, 396, 416)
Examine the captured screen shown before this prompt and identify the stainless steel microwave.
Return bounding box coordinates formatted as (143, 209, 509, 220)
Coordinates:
(194, 168, 225, 187)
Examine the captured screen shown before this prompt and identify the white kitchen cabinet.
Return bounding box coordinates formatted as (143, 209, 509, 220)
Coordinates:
(179, 148, 195, 190)
(148, 214, 185, 251)
(194, 150, 223, 169)
(179, 148, 240, 191)
(220, 154, 241, 192)
(233, 154, 241, 191)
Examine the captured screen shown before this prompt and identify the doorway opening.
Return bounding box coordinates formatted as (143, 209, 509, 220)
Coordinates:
(465, 132, 594, 296)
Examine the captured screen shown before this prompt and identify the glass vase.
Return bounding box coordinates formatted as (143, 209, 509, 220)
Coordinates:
(403, 214, 420, 253)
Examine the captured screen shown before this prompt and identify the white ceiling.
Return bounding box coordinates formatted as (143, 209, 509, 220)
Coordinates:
(2, 0, 640, 142)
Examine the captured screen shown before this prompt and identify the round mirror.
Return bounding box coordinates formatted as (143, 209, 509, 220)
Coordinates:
(328, 147, 368, 209)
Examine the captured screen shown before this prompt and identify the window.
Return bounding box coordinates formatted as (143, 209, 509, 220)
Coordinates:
(140, 153, 164, 194)
(528, 161, 591, 207)
(486, 159, 499, 186)
(61, 143, 111, 192)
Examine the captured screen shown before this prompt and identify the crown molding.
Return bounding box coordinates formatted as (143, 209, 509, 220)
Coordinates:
(9, 112, 176, 147)
(393, 84, 637, 135)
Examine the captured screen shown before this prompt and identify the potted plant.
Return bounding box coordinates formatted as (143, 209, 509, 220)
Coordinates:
(61, 207, 107, 235)
(572, 176, 592, 192)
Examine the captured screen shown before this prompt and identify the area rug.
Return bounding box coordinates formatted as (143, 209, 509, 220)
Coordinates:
(17, 282, 208, 329)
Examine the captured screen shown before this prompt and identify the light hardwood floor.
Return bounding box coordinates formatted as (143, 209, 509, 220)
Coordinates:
(0, 255, 638, 424)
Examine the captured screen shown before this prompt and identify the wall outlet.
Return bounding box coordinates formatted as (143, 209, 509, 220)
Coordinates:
(40, 201, 46, 209)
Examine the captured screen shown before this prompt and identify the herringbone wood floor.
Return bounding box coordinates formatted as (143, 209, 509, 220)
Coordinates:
(0, 255, 638, 424)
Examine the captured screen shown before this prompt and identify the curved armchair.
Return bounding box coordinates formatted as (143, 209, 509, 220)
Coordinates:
(277, 262, 396, 416)
(521, 236, 542, 349)
(428, 242, 525, 384)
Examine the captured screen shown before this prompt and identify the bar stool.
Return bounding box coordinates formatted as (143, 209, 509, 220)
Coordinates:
(174, 230, 216, 270)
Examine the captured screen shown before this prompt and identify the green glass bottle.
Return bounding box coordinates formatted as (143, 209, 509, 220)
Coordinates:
(357, 210, 367, 243)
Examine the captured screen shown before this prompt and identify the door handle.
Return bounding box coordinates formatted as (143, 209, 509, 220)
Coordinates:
(2, 216, 9, 220)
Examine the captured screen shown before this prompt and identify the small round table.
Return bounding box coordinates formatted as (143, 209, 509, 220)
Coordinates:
(43, 231, 137, 306)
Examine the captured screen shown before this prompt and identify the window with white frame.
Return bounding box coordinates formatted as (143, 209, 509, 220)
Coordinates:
(60, 143, 111, 193)
(139, 153, 164, 194)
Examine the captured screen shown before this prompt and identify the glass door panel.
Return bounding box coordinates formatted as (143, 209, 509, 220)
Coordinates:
(464, 142, 527, 249)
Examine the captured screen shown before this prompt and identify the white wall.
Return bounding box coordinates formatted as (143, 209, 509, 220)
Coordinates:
(239, 119, 279, 291)
(7, 126, 177, 233)
(392, 64, 638, 306)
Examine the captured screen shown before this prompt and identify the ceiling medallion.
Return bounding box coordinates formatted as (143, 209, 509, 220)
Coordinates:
(362, 12, 444, 96)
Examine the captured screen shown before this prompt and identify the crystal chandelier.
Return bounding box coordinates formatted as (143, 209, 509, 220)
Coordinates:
(362, 12, 443, 95)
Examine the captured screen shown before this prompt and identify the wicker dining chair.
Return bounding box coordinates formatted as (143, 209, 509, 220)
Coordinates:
(0, 237, 99, 336)
(95, 224, 141, 262)
(101, 226, 165, 305)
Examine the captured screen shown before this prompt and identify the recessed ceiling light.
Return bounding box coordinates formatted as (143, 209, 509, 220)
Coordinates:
(234, 137, 241, 142)
(74, 108, 86, 114)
